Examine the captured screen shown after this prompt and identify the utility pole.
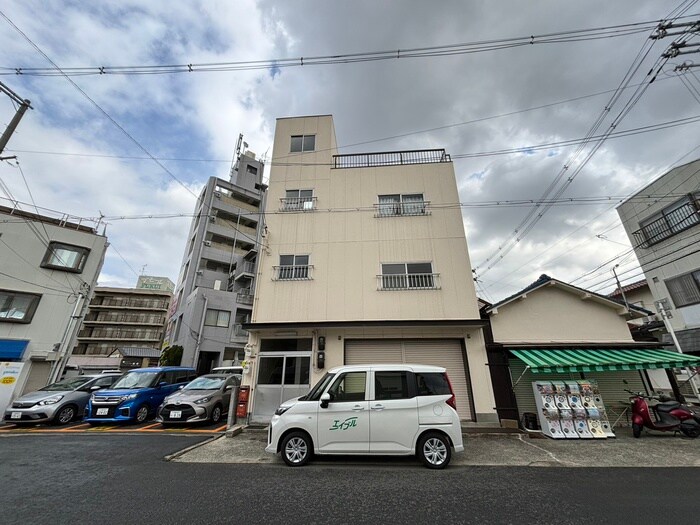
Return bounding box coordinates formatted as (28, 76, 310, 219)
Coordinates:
(0, 81, 32, 159)
(611, 265, 630, 314)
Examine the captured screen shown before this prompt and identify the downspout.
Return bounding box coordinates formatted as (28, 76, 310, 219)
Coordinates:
(192, 294, 208, 370)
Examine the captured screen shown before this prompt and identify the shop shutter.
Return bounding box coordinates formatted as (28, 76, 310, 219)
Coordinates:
(581, 370, 646, 427)
(344, 339, 473, 420)
(508, 359, 578, 419)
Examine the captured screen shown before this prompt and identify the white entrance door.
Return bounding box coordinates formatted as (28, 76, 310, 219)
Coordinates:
(252, 353, 311, 423)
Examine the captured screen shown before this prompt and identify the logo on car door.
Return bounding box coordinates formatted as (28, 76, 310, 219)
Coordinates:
(329, 417, 358, 431)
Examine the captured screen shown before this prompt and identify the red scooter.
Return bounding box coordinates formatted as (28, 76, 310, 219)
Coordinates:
(625, 389, 700, 438)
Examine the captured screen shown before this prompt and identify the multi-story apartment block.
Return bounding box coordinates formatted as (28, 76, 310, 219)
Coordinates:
(618, 159, 700, 397)
(72, 285, 172, 356)
(167, 150, 266, 374)
(0, 205, 107, 402)
(242, 115, 497, 424)
(617, 158, 700, 354)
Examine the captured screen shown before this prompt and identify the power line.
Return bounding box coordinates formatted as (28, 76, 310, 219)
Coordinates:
(0, 19, 674, 77)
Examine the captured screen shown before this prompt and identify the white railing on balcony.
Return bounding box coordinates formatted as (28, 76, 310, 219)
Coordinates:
(237, 292, 254, 305)
(273, 265, 314, 281)
(280, 196, 316, 212)
(377, 273, 440, 290)
(375, 200, 430, 217)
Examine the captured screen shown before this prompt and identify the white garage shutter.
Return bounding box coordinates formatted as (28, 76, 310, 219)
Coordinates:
(345, 339, 473, 420)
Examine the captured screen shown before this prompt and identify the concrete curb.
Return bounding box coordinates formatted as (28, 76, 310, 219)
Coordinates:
(225, 424, 246, 438)
(164, 435, 220, 461)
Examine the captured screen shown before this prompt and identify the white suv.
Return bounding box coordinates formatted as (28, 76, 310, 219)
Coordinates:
(265, 364, 463, 469)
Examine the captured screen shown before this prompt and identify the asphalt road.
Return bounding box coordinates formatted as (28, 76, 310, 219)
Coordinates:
(1, 434, 699, 525)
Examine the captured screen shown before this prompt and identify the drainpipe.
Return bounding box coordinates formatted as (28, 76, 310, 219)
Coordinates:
(192, 294, 208, 371)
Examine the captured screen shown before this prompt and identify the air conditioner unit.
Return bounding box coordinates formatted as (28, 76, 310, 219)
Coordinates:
(203, 241, 212, 247)
(214, 191, 222, 198)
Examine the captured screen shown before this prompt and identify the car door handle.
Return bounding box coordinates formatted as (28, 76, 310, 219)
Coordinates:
(371, 404, 385, 411)
(352, 405, 364, 411)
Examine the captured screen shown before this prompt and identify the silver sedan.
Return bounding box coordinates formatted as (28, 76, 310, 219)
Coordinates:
(156, 374, 240, 425)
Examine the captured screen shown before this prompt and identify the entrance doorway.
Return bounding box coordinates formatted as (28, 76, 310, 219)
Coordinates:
(251, 352, 311, 423)
(196, 351, 219, 375)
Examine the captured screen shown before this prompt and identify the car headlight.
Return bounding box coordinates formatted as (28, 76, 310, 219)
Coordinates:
(274, 406, 290, 416)
(90, 394, 96, 402)
(195, 397, 211, 405)
(119, 394, 138, 402)
(37, 395, 64, 406)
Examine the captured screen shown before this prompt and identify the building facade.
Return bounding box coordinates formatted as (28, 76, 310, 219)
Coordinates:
(0, 205, 107, 399)
(72, 286, 172, 356)
(617, 158, 700, 355)
(167, 150, 266, 374)
(242, 115, 497, 424)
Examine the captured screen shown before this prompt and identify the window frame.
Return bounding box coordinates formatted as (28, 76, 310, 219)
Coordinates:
(374, 371, 415, 401)
(327, 371, 367, 403)
(204, 308, 231, 328)
(0, 289, 42, 324)
(377, 193, 428, 217)
(290, 134, 316, 153)
(40, 241, 90, 273)
(379, 262, 437, 290)
(275, 254, 312, 281)
(666, 270, 700, 308)
(281, 189, 316, 211)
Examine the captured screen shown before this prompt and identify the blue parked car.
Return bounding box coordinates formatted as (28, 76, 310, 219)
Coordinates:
(85, 367, 197, 424)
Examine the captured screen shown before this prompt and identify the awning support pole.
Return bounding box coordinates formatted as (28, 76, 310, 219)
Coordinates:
(513, 365, 531, 386)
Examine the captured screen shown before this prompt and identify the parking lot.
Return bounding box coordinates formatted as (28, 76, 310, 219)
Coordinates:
(0, 419, 229, 434)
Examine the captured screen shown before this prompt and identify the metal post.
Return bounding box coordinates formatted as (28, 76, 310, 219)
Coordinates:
(612, 265, 630, 314)
(47, 293, 85, 384)
(192, 295, 208, 371)
(226, 385, 239, 432)
(0, 81, 32, 157)
(656, 299, 700, 400)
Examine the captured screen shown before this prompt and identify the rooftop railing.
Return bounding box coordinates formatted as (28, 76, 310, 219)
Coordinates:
(332, 149, 451, 169)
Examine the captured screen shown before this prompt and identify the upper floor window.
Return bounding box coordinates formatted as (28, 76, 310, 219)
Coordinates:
(378, 262, 438, 290)
(290, 135, 315, 153)
(246, 165, 258, 175)
(204, 309, 230, 328)
(274, 255, 312, 281)
(281, 189, 315, 211)
(0, 289, 41, 323)
(666, 270, 700, 308)
(377, 194, 428, 217)
(634, 193, 700, 247)
(41, 241, 90, 273)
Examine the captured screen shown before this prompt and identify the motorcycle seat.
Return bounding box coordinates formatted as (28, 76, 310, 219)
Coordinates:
(655, 401, 681, 413)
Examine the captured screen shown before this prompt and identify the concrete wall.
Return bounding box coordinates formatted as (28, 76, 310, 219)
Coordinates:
(489, 284, 635, 343)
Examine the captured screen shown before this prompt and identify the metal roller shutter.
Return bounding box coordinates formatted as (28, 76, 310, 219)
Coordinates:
(508, 359, 578, 419)
(345, 339, 473, 420)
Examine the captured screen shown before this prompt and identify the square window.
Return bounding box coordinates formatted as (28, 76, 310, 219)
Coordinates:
(277, 254, 311, 280)
(0, 290, 41, 323)
(41, 242, 90, 273)
(204, 309, 230, 328)
(302, 135, 315, 152)
(290, 135, 316, 152)
(290, 136, 304, 153)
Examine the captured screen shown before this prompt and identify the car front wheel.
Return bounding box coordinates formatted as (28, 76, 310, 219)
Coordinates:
(418, 432, 451, 469)
(53, 405, 77, 425)
(210, 404, 223, 424)
(134, 405, 150, 424)
(281, 431, 313, 467)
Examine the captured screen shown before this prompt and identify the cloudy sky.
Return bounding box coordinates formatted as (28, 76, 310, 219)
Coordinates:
(1, 1, 699, 303)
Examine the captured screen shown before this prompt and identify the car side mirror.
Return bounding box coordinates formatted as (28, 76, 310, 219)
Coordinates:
(90, 385, 101, 391)
(320, 392, 331, 409)
(158, 381, 168, 388)
(178, 385, 184, 390)
(225, 385, 233, 391)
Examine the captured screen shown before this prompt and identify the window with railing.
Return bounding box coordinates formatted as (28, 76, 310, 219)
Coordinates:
(378, 263, 439, 290)
(376, 194, 429, 217)
(633, 193, 700, 247)
(274, 255, 312, 281)
(280, 189, 316, 211)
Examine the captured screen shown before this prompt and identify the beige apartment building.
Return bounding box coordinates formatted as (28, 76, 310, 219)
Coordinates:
(241, 115, 497, 424)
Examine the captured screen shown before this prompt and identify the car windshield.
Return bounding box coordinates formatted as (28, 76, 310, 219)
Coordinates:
(39, 377, 92, 392)
(301, 372, 335, 401)
(110, 372, 159, 389)
(183, 377, 225, 391)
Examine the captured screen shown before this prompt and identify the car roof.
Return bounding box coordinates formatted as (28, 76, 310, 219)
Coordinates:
(126, 367, 195, 373)
(198, 374, 232, 379)
(80, 373, 121, 378)
(327, 364, 446, 373)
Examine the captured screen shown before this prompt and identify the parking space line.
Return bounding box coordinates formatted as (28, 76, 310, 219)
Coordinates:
(138, 423, 161, 431)
(62, 424, 90, 432)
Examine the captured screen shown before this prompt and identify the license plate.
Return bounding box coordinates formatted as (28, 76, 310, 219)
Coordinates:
(11, 412, 21, 419)
(96, 408, 109, 416)
(170, 410, 182, 419)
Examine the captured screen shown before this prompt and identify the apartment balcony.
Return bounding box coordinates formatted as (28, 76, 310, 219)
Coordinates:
(90, 300, 169, 311)
(201, 244, 242, 265)
(632, 201, 699, 248)
(232, 324, 249, 338)
(279, 196, 317, 212)
(234, 261, 256, 281)
(376, 273, 441, 291)
(332, 149, 451, 169)
(83, 316, 165, 326)
(214, 192, 260, 214)
(272, 265, 313, 281)
(77, 334, 162, 342)
(236, 291, 254, 306)
(208, 218, 258, 241)
(212, 196, 260, 223)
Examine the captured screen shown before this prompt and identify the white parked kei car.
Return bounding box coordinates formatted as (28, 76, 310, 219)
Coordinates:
(266, 364, 464, 469)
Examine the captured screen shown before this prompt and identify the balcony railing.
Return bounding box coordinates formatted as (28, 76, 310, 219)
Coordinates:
(236, 292, 254, 306)
(95, 298, 169, 309)
(85, 314, 165, 325)
(377, 273, 440, 290)
(375, 200, 430, 217)
(333, 149, 451, 169)
(273, 265, 313, 281)
(280, 196, 316, 212)
(233, 324, 249, 337)
(632, 200, 699, 248)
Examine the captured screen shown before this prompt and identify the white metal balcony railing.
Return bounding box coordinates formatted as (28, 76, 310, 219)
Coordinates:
(377, 273, 440, 290)
(273, 265, 313, 281)
(375, 200, 430, 217)
(280, 197, 317, 212)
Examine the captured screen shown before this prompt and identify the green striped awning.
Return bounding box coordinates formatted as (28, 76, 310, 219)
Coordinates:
(510, 348, 700, 374)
